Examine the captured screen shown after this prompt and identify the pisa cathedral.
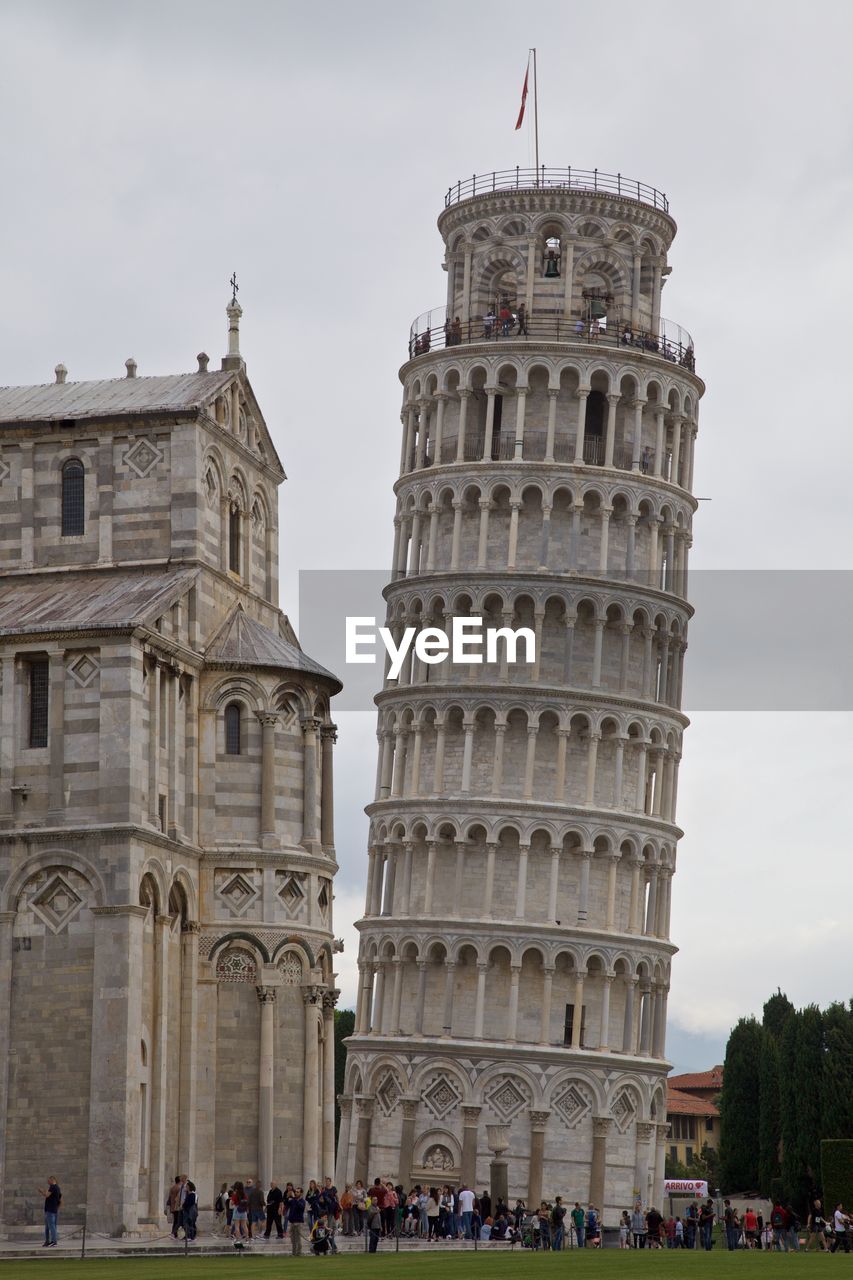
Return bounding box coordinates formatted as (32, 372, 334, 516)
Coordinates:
(0, 304, 341, 1234)
(342, 168, 703, 1214)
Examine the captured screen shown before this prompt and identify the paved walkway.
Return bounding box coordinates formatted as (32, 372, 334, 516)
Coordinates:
(0, 1231, 518, 1261)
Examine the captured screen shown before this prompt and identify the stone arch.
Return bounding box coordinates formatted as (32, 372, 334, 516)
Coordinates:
(2, 849, 107, 913)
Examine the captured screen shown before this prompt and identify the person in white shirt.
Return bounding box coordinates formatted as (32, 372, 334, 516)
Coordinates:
(831, 1205, 850, 1254)
(458, 1186, 476, 1239)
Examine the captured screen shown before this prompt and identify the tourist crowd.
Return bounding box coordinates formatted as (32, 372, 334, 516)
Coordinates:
(622, 1196, 853, 1253)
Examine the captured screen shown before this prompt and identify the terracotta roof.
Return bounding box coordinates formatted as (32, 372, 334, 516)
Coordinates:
(206, 604, 341, 690)
(0, 568, 198, 635)
(0, 372, 234, 424)
(666, 1085, 720, 1118)
(668, 1066, 724, 1092)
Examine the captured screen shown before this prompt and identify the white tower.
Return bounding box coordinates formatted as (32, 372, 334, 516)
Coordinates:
(340, 166, 702, 1217)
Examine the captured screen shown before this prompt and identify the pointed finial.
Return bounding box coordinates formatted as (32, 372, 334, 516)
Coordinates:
(223, 278, 244, 371)
(197, 352, 209, 373)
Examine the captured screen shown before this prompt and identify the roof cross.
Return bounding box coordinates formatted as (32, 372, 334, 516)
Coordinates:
(230, 271, 239, 304)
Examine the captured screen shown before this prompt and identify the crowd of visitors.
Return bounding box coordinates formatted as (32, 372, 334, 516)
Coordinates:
(623, 1196, 853, 1253)
(410, 307, 695, 371)
(38, 1164, 853, 1255)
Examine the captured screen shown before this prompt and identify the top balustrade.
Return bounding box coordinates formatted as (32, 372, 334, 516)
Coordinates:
(407, 306, 696, 373)
(443, 166, 670, 213)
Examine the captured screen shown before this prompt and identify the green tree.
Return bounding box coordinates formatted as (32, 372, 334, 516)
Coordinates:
(758, 1028, 781, 1195)
(781, 1006, 824, 1209)
(822, 1002, 853, 1140)
(719, 1016, 763, 1192)
(333, 1008, 355, 1144)
(763, 989, 795, 1041)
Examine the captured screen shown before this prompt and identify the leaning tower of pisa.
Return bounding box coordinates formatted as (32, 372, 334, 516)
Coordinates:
(339, 167, 703, 1218)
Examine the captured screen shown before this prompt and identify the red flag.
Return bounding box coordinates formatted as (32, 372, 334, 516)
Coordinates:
(515, 64, 529, 130)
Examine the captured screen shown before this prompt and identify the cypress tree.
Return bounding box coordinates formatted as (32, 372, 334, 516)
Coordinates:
(779, 1012, 800, 1203)
(719, 1016, 763, 1191)
(763, 989, 795, 1040)
(822, 1002, 853, 1140)
(757, 1028, 781, 1195)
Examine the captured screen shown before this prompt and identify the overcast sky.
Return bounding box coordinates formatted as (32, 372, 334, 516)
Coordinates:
(2, 0, 852, 1072)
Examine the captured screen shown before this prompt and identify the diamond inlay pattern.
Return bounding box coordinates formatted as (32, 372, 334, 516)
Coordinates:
(552, 1081, 592, 1129)
(421, 1073, 462, 1120)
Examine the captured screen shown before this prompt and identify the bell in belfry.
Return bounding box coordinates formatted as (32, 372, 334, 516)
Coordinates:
(589, 297, 606, 319)
(544, 250, 560, 278)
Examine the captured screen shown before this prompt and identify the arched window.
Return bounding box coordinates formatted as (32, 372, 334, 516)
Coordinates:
(61, 459, 85, 536)
(228, 503, 241, 574)
(224, 702, 242, 755)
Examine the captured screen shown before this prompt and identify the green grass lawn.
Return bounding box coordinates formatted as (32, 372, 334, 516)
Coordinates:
(0, 1250, 841, 1280)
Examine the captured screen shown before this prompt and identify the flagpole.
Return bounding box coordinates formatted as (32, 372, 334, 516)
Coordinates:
(532, 47, 540, 181)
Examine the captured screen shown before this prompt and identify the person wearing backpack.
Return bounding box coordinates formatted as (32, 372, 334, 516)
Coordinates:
(551, 1196, 566, 1250)
(723, 1199, 739, 1250)
(784, 1204, 800, 1252)
(699, 1199, 715, 1250)
(770, 1202, 788, 1251)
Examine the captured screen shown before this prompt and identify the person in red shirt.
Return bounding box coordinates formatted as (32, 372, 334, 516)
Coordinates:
(743, 1208, 758, 1247)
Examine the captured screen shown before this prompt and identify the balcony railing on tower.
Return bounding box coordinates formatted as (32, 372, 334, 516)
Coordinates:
(443, 166, 669, 213)
(407, 306, 695, 372)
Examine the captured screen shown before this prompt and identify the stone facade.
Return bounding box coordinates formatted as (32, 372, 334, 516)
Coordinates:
(0, 306, 340, 1234)
(343, 169, 704, 1219)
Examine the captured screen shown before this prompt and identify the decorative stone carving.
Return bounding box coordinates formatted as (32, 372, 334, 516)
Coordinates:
(124, 437, 163, 478)
(277, 953, 303, 986)
(552, 1081, 593, 1130)
(421, 1072, 462, 1120)
(484, 1074, 531, 1122)
(375, 1070, 403, 1116)
(423, 1144, 456, 1172)
(29, 873, 84, 935)
(66, 652, 100, 688)
(215, 871, 260, 918)
(215, 948, 257, 983)
(611, 1088, 639, 1133)
(276, 872, 306, 919)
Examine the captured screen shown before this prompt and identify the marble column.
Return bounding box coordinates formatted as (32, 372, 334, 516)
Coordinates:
(527, 1111, 550, 1208)
(461, 1105, 481, 1187)
(573, 389, 590, 463)
(353, 1096, 374, 1185)
(398, 1097, 419, 1186)
(257, 986, 276, 1189)
(301, 717, 321, 847)
(335, 1096, 353, 1189)
(302, 988, 322, 1183)
(147, 913, 170, 1221)
(85, 904, 147, 1233)
(322, 991, 337, 1178)
(634, 1122, 655, 1207)
(474, 962, 488, 1038)
(599, 975, 613, 1051)
(590, 1117, 612, 1209)
(622, 976, 637, 1053)
(507, 965, 521, 1042)
(177, 922, 199, 1178)
(540, 966, 554, 1045)
(0, 913, 15, 1225)
(320, 724, 337, 849)
(258, 712, 280, 847)
(147, 658, 161, 827)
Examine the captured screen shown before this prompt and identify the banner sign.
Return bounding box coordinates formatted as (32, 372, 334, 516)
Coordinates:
(664, 1179, 708, 1198)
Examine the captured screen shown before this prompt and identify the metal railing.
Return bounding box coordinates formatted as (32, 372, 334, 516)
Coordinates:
(443, 167, 669, 213)
(408, 307, 695, 371)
